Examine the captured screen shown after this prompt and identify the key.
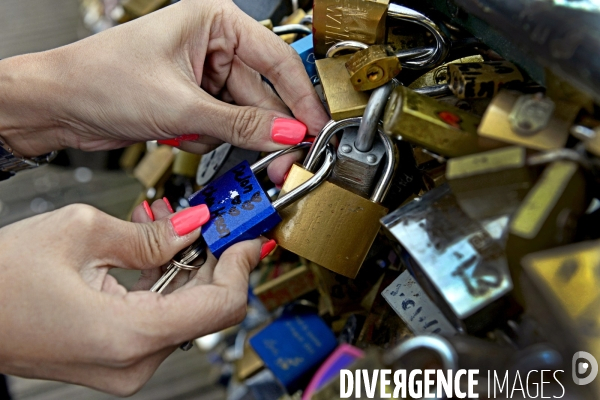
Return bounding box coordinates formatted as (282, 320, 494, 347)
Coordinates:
(150, 238, 207, 294)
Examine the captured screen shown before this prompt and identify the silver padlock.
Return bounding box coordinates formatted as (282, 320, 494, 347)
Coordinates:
(380, 184, 514, 333)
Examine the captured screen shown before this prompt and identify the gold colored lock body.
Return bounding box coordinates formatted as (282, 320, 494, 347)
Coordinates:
(448, 61, 524, 99)
(345, 45, 401, 91)
(172, 151, 201, 178)
(522, 242, 600, 399)
(383, 86, 505, 157)
(313, 0, 390, 58)
(122, 0, 169, 18)
(507, 161, 588, 302)
(316, 55, 371, 120)
(270, 164, 388, 278)
(479, 90, 581, 151)
(447, 146, 535, 220)
(133, 146, 174, 189)
(253, 265, 316, 312)
(409, 55, 484, 90)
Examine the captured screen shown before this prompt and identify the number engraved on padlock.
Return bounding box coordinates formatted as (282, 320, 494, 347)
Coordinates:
(448, 61, 524, 99)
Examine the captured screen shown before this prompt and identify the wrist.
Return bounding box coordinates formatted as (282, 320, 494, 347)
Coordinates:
(0, 52, 70, 157)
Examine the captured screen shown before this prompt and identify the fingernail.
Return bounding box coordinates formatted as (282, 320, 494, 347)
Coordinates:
(142, 200, 155, 221)
(163, 197, 175, 213)
(158, 139, 181, 147)
(271, 118, 307, 145)
(170, 204, 210, 236)
(177, 134, 200, 141)
(260, 239, 277, 260)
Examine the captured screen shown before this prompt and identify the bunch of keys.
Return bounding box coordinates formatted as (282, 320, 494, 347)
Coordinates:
(150, 238, 207, 351)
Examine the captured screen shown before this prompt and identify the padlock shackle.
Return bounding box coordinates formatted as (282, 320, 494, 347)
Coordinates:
(325, 41, 368, 58)
(382, 335, 458, 371)
(355, 82, 395, 153)
(387, 4, 449, 69)
(272, 24, 312, 36)
(271, 144, 336, 210)
(305, 118, 397, 203)
(250, 142, 312, 175)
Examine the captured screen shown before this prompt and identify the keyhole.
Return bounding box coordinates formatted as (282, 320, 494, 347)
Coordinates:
(366, 66, 384, 82)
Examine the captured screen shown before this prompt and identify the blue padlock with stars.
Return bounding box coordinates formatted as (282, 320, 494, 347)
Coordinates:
(188, 142, 335, 258)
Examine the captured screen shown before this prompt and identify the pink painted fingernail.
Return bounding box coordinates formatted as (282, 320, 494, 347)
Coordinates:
(271, 118, 307, 145)
(170, 204, 210, 236)
(163, 197, 175, 213)
(177, 134, 200, 141)
(142, 200, 155, 221)
(158, 139, 180, 147)
(260, 239, 277, 260)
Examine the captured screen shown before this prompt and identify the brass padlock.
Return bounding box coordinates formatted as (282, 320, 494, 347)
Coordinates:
(133, 145, 174, 190)
(312, 0, 390, 58)
(478, 90, 582, 151)
(315, 42, 371, 120)
(253, 265, 317, 312)
(383, 85, 505, 157)
(448, 61, 524, 99)
(270, 118, 397, 278)
(447, 146, 536, 220)
(506, 160, 589, 302)
(408, 55, 484, 90)
(521, 241, 600, 399)
(345, 45, 401, 91)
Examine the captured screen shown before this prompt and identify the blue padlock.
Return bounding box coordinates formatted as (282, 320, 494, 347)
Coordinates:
(290, 34, 317, 82)
(189, 143, 335, 258)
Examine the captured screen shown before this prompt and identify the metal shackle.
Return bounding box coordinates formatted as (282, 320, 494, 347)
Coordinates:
(387, 4, 449, 69)
(383, 335, 459, 371)
(326, 40, 437, 68)
(356, 81, 395, 152)
(304, 118, 397, 203)
(251, 142, 337, 210)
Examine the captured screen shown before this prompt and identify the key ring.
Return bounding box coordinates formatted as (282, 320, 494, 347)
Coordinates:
(169, 259, 203, 271)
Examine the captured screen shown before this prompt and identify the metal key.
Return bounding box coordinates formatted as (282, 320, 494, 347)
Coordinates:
(150, 238, 207, 351)
(150, 238, 207, 294)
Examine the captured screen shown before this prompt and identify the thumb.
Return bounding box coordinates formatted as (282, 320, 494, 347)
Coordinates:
(108, 204, 210, 270)
(183, 97, 308, 152)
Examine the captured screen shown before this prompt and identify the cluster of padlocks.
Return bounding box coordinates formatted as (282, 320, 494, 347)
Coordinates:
(80, 0, 600, 398)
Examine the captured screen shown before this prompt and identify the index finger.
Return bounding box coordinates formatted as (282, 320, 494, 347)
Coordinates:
(229, 5, 330, 136)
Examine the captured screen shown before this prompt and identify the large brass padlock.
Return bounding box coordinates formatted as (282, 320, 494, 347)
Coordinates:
(269, 118, 397, 278)
(312, 0, 390, 58)
(383, 85, 505, 157)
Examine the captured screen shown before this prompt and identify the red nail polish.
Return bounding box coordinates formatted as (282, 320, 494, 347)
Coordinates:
(158, 139, 181, 147)
(177, 134, 200, 141)
(163, 197, 175, 213)
(260, 239, 277, 260)
(170, 204, 210, 236)
(271, 118, 307, 145)
(142, 200, 155, 221)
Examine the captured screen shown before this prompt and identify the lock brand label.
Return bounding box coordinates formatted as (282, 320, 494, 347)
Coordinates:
(189, 161, 281, 258)
(313, 0, 389, 56)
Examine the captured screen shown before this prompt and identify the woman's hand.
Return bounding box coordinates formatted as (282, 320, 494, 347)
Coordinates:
(0, 200, 265, 395)
(0, 0, 329, 184)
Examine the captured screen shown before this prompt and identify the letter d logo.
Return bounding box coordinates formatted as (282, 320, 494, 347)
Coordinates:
(572, 351, 599, 385)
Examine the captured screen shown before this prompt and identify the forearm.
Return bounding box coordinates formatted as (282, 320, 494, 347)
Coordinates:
(0, 51, 72, 157)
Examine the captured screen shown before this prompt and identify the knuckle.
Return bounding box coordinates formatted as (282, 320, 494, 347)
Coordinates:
(231, 107, 262, 145)
(59, 204, 102, 231)
(134, 224, 167, 266)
